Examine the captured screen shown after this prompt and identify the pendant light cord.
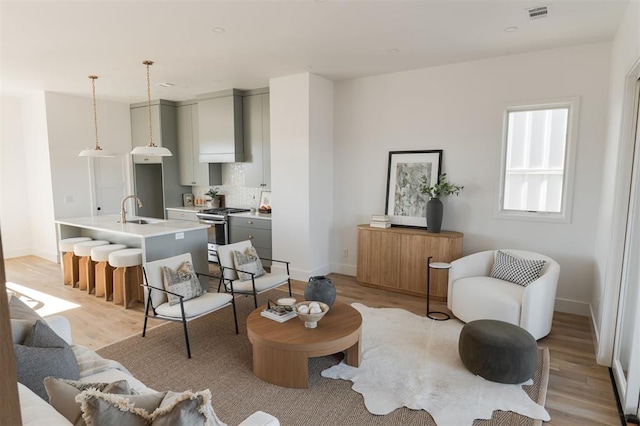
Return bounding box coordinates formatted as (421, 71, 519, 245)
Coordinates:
(89, 75, 100, 150)
(143, 60, 154, 147)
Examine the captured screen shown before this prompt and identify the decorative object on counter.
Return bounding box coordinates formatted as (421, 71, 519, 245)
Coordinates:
(385, 150, 442, 228)
(419, 173, 463, 233)
(131, 60, 172, 157)
(206, 187, 221, 208)
(79, 75, 118, 158)
(304, 276, 336, 308)
(293, 301, 329, 328)
(370, 214, 391, 228)
(259, 190, 272, 213)
(182, 193, 194, 207)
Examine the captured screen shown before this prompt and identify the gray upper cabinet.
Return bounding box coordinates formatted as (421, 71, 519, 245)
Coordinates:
(131, 102, 164, 164)
(243, 92, 271, 188)
(178, 103, 208, 186)
(197, 89, 244, 163)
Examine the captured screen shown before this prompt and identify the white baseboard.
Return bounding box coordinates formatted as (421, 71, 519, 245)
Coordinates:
(271, 264, 332, 282)
(331, 262, 356, 276)
(3, 248, 32, 259)
(554, 297, 591, 316)
(3, 249, 58, 263)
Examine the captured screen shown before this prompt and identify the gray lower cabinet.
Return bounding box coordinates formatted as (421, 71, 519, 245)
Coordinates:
(229, 216, 271, 267)
(243, 92, 270, 188)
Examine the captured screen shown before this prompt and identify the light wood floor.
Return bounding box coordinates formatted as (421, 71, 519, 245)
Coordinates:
(5, 256, 623, 425)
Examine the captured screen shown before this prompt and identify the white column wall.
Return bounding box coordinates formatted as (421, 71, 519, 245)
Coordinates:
(0, 97, 31, 258)
(270, 73, 334, 280)
(270, 73, 312, 278)
(593, 0, 640, 364)
(332, 42, 612, 315)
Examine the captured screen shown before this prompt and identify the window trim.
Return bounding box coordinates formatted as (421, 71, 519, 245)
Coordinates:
(496, 96, 580, 223)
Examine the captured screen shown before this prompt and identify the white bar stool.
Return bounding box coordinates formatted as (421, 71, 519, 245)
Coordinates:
(58, 237, 92, 286)
(91, 244, 128, 300)
(74, 240, 109, 293)
(108, 248, 143, 309)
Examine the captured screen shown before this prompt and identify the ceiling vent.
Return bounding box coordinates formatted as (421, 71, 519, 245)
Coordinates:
(527, 6, 548, 19)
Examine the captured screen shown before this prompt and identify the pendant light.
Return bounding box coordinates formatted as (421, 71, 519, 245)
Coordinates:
(79, 75, 117, 157)
(131, 60, 172, 157)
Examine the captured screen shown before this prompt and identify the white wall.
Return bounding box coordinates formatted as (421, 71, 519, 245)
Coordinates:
(0, 97, 31, 258)
(332, 42, 612, 315)
(0, 92, 132, 261)
(593, 0, 640, 364)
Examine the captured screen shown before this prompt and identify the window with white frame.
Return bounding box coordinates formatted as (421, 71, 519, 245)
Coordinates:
(498, 98, 579, 222)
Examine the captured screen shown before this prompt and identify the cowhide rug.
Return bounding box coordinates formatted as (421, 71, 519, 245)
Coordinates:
(321, 303, 550, 426)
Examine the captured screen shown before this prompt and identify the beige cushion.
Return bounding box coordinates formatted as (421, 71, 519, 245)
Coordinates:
(109, 248, 143, 268)
(59, 237, 91, 252)
(75, 389, 225, 426)
(225, 271, 289, 294)
(216, 240, 253, 281)
(18, 383, 71, 426)
(74, 240, 109, 256)
(44, 378, 131, 426)
(91, 244, 127, 262)
(162, 261, 203, 306)
(231, 246, 265, 281)
(155, 292, 233, 319)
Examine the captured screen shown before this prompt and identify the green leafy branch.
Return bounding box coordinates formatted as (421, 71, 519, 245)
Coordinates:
(419, 173, 464, 199)
(205, 187, 219, 198)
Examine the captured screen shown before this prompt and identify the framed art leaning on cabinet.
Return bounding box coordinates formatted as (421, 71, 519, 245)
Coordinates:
(385, 150, 442, 228)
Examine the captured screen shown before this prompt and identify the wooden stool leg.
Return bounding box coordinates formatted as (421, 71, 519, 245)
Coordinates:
(78, 256, 90, 290)
(62, 252, 74, 285)
(86, 260, 96, 294)
(105, 264, 114, 301)
(95, 261, 107, 297)
(113, 267, 125, 305)
(133, 265, 144, 302)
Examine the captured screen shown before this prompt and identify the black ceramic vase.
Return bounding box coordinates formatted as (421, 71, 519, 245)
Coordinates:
(426, 198, 443, 233)
(304, 276, 336, 308)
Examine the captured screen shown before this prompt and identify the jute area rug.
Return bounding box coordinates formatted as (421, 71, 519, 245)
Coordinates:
(97, 290, 550, 426)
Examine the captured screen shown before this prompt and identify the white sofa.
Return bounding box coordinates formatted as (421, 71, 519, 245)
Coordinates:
(12, 303, 279, 426)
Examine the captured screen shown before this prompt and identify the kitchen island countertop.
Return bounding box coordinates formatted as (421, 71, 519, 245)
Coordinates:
(56, 214, 209, 238)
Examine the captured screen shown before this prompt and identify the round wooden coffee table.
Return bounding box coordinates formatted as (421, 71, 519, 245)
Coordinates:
(246, 301, 362, 388)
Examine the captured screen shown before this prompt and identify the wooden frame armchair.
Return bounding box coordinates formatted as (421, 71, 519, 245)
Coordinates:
(217, 240, 292, 308)
(141, 253, 238, 358)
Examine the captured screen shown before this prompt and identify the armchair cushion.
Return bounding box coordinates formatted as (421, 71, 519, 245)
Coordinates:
(232, 246, 265, 281)
(489, 250, 546, 286)
(154, 292, 233, 319)
(225, 272, 289, 294)
(161, 261, 203, 306)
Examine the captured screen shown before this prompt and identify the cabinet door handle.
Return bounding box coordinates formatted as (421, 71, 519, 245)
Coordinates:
(247, 220, 253, 224)
(248, 235, 254, 240)
(180, 213, 184, 217)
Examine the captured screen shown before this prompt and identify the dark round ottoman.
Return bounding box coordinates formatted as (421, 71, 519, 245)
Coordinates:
(458, 319, 538, 384)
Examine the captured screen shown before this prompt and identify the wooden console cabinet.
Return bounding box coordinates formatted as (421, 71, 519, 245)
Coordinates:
(356, 225, 463, 301)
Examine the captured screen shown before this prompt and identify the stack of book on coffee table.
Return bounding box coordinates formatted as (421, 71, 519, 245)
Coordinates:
(370, 214, 391, 228)
(261, 306, 297, 323)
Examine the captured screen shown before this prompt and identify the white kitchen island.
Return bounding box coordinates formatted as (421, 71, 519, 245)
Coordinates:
(55, 215, 210, 281)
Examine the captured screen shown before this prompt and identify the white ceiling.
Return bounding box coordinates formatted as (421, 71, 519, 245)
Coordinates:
(0, 0, 630, 104)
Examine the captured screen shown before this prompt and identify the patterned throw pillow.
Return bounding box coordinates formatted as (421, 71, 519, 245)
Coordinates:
(162, 261, 204, 306)
(232, 246, 266, 282)
(490, 250, 546, 287)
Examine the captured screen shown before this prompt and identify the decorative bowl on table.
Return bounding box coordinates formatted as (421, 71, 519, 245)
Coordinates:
(293, 301, 329, 328)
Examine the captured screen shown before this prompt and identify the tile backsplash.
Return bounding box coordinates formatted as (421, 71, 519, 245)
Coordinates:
(193, 163, 267, 209)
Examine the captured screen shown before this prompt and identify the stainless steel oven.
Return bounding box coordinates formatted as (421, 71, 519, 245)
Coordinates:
(196, 208, 250, 263)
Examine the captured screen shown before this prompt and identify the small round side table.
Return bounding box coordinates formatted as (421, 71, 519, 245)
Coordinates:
(426, 256, 451, 321)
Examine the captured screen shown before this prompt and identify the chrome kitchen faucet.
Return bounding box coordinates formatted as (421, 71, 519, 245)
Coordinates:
(121, 195, 143, 224)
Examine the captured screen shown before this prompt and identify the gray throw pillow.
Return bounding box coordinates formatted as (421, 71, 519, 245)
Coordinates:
(162, 261, 204, 306)
(489, 250, 546, 287)
(14, 320, 80, 400)
(44, 378, 131, 426)
(232, 246, 265, 282)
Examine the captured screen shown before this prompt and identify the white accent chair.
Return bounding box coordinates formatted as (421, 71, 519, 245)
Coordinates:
(447, 249, 560, 340)
(142, 253, 238, 358)
(217, 240, 292, 308)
